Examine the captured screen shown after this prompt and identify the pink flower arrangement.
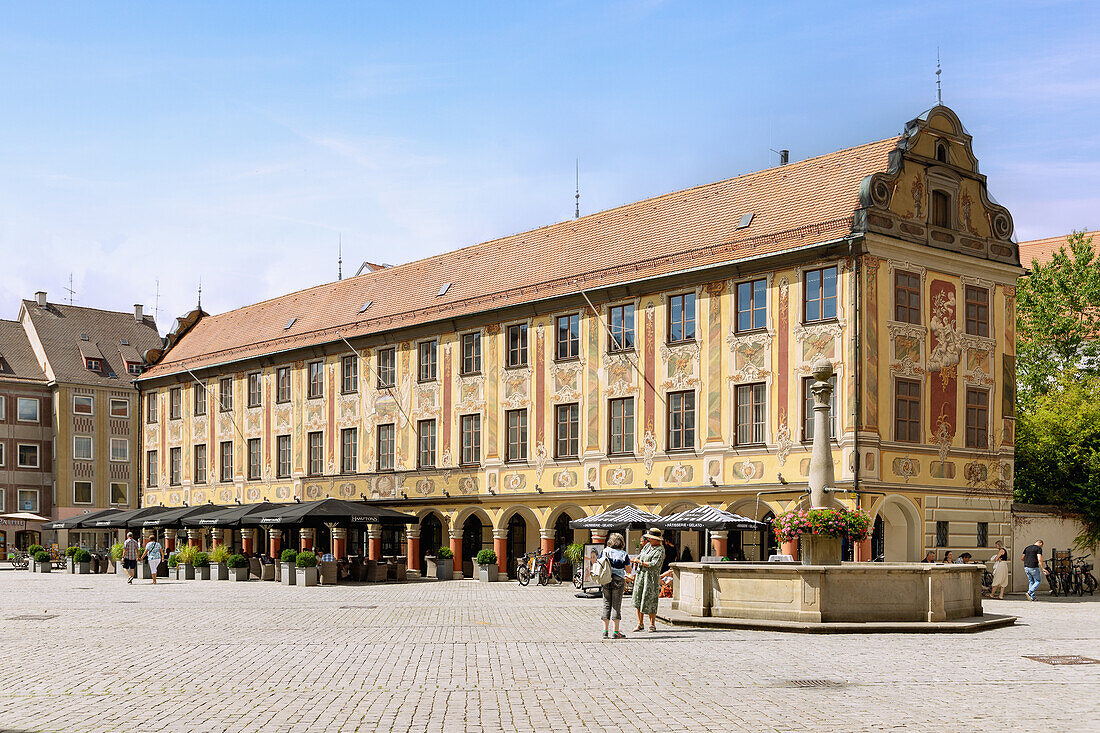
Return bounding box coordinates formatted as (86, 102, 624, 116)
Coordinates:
(772, 507, 873, 543)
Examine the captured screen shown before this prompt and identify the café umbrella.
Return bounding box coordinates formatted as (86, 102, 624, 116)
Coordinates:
(657, 505, 765, 532)
(180, 502, 286, 528)
(0, 511, 51, 534)
(240, 498, 417, 526)
(569, 505, 661, 531)
(136, 503, 227, 529)
(40, 508, 121, 531)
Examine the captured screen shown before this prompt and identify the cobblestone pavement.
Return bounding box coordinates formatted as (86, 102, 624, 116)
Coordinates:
(1, 569, 1098, 732)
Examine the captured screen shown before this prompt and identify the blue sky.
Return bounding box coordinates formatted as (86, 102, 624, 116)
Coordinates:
(1, 1, 1097, 327)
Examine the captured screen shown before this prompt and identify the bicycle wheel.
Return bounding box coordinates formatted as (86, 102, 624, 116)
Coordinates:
(1084, 573, 1097, 595)
(517, 562, 530, 586)
(573, 570, 583, 589)
(537, 563, 550, 586)
(1075, 572, 1085, 597)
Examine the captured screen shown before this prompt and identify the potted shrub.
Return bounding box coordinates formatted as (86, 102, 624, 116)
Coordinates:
(434, 546, 454, 581)
(28, 544, 44, 572)
(280, 548, 298, 585)
(193, 551, 211, 580)
(773, 507, 873, 566)
(73, 548, 93, 574)
(177, 545, 197, 580)
(65, 546, 79, 573)
(476, 548, 498, 582)
(110, 542, 125, 574)
(564, 542, 584, 582)
(167, 553, 180, 579)
(34, 550, 51, 573)
(210, 546, 231, 580)
(228, 553, 250, 581)
(295, 550, 319, 587)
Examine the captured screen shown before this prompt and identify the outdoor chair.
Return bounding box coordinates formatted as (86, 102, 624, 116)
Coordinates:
(97, 555, 108, 573)
(318, 560, 338, 585)
(366, 560, 388, 583)
(248, 557, 263, 580)
(258, 556, 275, 581)
(349, 556, 366, 582)
(393, 556, 407, 582)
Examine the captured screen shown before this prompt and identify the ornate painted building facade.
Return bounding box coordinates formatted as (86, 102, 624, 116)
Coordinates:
(137, 106, 1021, 577)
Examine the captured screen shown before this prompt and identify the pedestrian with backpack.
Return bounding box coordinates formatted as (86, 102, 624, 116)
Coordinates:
(597, 532, 630, 639)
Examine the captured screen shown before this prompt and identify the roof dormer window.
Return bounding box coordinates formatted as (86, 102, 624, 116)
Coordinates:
(128, 363, 143, 375)
(935, 140, 949, 163)
(86, 358, 101, 372)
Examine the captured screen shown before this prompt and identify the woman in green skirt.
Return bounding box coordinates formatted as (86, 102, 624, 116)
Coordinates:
(632, 527, 666, 632)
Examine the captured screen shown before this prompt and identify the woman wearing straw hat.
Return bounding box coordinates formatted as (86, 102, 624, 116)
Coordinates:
(632, 527, 666, 632)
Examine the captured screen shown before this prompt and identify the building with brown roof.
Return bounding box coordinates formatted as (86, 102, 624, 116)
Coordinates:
(0, 319, 52, 553)
(138, 105, 1022, 578)
(1018, 230, 1096, 269)
(14, 295, 161, 548)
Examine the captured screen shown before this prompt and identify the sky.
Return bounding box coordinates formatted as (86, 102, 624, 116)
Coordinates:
(1, 1, 1098, 330)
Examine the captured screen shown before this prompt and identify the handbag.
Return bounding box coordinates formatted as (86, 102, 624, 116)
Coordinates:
(593, 550, 613, 586)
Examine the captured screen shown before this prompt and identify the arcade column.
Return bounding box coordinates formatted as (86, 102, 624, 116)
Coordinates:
(406, 525, 421, 577)
(299, 527, 315, 552)
(448, 529, 463, 579)
(331, 527, 347, 560)
(367, 525, 382, 561)
(240, 528, 255, 556)
(492, 528, 508, 574)
(710, 530, 728, 559)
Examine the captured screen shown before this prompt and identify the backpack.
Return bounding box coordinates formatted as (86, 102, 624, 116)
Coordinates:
(593, 550, 613, 586)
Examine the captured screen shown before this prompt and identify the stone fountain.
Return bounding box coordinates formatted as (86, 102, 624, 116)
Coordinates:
(667, 360, 1010, 631)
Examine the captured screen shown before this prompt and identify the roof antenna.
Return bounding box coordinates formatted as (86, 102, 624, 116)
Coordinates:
(154, 279, 160, 325)
(197, 277, 202, 310)
(574, 159, 580, 219)
(338, 234, 343, 281)
(936, 47, 943, 105)
(64, 273, 76, 305)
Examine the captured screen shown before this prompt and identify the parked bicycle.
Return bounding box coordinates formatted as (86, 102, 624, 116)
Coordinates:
(1072, 556, 1096, 596)
(516, 550, 556, 586)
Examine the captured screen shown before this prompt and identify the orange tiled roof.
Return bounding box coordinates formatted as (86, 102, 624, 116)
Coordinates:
(142, 136, 903, 379)
(1018, 231, 1097, 268)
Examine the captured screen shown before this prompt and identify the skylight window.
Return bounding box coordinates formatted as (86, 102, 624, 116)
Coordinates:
(438, 283, 452, 297)
(359, 301, 373, 313)
(284, 318, 297, 330)
(737, 213, 754, 229)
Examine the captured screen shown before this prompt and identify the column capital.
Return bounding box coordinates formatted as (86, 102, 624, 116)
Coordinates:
(710, 530, 728, 540)
(448, 529, 463, 540)
(405, 526, 421, 539)
(299, 527, 315, 539)
(164, 528, 177, 539)
(539, 528, 556, 540)
(366, 524, 382, 540)
(187, 529, 203, 541)
(240, 528, 255, 540)
(492, 528, 508, 540)
(267, 528, 282, 539)
(331, 527, 348, 540)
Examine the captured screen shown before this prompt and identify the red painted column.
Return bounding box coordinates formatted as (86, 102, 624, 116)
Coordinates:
(539, 528, 555, 556)
(406, 527, 421, 574)
(853, 537, 872, 562)
(268, 529, 282, 559)
(331, 528, 346, 560)
(299, 527, 314, 552)
(367, 525, 382, 561)
(187, 529, 202, 548)
(449, 530, 462, 577)
(711, 530, 728, 559)
(211, 528, 222, 547)
(493, 529, 508, 574)
(590, 530, 607, 545)
(241, 528, 254, 556)
(165, 529, 177, 552)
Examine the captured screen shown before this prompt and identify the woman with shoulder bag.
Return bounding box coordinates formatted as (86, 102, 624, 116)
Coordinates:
(598, 533, 630, 639)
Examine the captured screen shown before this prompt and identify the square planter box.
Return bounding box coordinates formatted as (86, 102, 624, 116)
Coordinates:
(67, 558, 75, 573)
(196, 565, 211, 580)
(296, 567, 318, 587)
(37, 561, 51, 573)
(477, 563, 498, 583)
(427, 557, 453, 581)
(231, 566, 250, 581)
(213, 562, 229, 580)
(281, 562, 296, 585)
(139, 562, 155, 579)
(76, 561, 91, 574)
(180, 563, 196, 580)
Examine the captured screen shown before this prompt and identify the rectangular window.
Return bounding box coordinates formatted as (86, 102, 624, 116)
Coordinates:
(976, 522, 989, 548)
(74, 395, 94, 415)
(935, 520, 949, 548)
(417, 419, 437, 468)
(248, 372, 262, 407)
(931, 190, 950, 229)
(219, 378, 233, 412)
(145, 393, 157, 423)
(128, 363, 142, 376)
(110, 482, 127, 505)
(608, 304, 635, 351)
(18, 489, 38, 513)
(377, 347, 396, 388)
(0, 442, 4, 467)
(308, 361, 324, 398)
(506, 409, 528, 462)
(735, 279, 767, 332)
(146, 450, 158, 487)
(802, 376, 838, 441)
(895, 379, 921, 443)
(276, 366, 291, 403)
(246, 438, 261, 480)
(73, 435, 93, 460)
(219, 441, 233, 482)
(461, 332, 482, 375)
(378, 423, 396, 471)
(668, 293, 697, 342)
(507, 324, 528, 368)
(109, 398, 130, 418)
(341, 428, 358, 473)
(418, 340, 438, 382)
(735, 383, 767, 446)
(276, 435, 290, 478)
(894, 271, 921, 324)
(17, 444, 39, 468)
(170, 447, 181, 485)
(341, 355, 359, 393)
(193, 384, 207, 415)
(110, 438, 129, 462)
(308, 431, 324, 475)
(609, 398, 635, 455)
(555, 403, 579, 459)
(556, 314, 580, 360)
(74, 481, 92, 504)
(17, 397, 39, 422)
(460, 414, 481, 466)
(667, 391, 696, 451)
(86, 358, 101, 372)
(194, 444, 207, 484)
(804, 266, 838, 322)
(169, 387, 181, 419)
(965, 388, 989, 449)
(965, 286, 989, 337)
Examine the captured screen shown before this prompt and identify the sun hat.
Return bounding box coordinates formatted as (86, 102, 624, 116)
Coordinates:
(643, 527, 663, 542)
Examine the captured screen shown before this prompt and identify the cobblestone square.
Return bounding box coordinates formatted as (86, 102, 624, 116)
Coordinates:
(1, 570, 1098, 732)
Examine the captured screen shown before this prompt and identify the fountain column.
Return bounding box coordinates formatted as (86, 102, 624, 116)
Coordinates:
(808, 359, 838, 510)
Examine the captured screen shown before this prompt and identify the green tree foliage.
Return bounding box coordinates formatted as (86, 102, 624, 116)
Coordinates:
(1014, 375, 1100, 549)
(1016, 231, 1100, 405)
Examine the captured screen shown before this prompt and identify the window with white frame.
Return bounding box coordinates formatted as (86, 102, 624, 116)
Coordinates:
(17, 444, 39, 468)
(73, 395, 94, 415)
(109, 398, 130, 418)
(17, 397, 39, 422)
(0, 442, 4, 467)
(110, 438, 129, 462)
(17, 489, 38, 512)
(74, 435, 93, 460)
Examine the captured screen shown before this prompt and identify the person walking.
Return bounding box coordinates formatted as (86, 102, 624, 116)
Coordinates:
(1021, 539, 1048, 600)
(632, 527, 666, 632)
(139, 533, 164, 585)
(121, 532, 140, 584)
(598, 532, 630, 639)
(989, 546, 1009, 599)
